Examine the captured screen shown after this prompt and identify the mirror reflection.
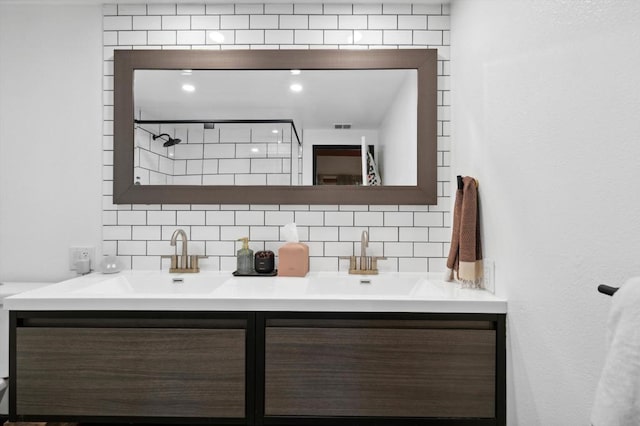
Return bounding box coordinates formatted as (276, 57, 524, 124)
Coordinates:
(133, 69, 417, 186)
(133, 121, 301, 186)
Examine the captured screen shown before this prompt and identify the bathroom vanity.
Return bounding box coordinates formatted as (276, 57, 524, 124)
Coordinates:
(4, 272, 506, 426)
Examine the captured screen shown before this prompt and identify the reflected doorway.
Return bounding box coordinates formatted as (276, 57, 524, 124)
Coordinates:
(312, 145, 375, 185)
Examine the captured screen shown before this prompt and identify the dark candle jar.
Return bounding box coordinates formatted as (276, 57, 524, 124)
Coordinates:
(254, 250, 275, 274)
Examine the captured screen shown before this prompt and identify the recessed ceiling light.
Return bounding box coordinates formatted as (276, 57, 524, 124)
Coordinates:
(290, 69, 301, 75)
(290, 83, 303, 92)
(209, 31, 225, 43)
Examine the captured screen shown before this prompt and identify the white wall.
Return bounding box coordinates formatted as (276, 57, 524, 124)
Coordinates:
(0, 2, 450, 279)
(378, 71, 417, 185)
(451, 0, 640, 424)
(0, 4, 103, 282)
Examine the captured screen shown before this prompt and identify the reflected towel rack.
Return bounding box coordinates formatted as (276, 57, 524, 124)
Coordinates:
(598, 284, 619, 296)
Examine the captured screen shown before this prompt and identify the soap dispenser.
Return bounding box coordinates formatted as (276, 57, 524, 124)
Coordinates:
(236, 237, 255, 274)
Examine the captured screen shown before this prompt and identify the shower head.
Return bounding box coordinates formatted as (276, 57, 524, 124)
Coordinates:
(153, 133, 182, 147)
(135, 126, 182, 148)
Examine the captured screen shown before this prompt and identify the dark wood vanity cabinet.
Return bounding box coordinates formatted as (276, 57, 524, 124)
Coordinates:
(11, 311, 505, 426)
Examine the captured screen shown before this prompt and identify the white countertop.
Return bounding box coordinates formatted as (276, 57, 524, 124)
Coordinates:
(2, 271, 506, 314)
(0, 282, 54, 299)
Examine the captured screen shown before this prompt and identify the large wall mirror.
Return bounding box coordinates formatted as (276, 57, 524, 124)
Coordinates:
(114, 49, 437, 204)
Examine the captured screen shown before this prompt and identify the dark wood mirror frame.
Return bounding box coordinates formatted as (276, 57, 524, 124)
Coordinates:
(114, 49, 437, 205)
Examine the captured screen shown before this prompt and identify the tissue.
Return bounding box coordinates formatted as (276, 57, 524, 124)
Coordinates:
(278, 223, 309, 277)
(282, 223, 300, 243)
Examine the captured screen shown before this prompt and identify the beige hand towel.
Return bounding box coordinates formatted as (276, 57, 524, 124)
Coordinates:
(446, 176, 483, 287)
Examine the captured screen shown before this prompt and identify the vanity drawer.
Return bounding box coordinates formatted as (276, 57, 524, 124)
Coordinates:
(16, 325, 246, 418)
(264, 318, 496, 418)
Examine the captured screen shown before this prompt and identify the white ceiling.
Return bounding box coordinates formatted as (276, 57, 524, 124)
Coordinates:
(135, 69, 416, 129)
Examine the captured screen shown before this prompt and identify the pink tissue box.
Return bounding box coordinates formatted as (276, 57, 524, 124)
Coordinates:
(278, 242, 309, 277)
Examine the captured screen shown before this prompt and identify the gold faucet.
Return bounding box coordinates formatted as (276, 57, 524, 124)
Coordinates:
(161, 228, 207, 273)
(339, 230, 387, 275)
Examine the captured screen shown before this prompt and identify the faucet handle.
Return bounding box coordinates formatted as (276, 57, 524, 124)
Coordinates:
(188, 255, 208, 272)
(339, 256, 357, 271)
(161, 255, 178, 270)
(370, 256, 387, 271)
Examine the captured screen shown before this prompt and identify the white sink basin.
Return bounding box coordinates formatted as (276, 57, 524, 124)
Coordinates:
(211, 273, 427, 299)
(304, 273, 423, 296)
(73, 274, 229, 296)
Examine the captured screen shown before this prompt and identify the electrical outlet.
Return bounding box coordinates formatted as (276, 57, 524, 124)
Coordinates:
(483, 259, 495, 293)
(69, 246, 95, 271)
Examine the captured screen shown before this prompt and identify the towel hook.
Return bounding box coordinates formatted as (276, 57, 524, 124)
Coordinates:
(598, 284, 619, 296)
(456, 175, 479, 190)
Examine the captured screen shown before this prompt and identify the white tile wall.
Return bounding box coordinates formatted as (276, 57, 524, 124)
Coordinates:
(138, 123, 296, 185)
(103, 2, 451, 273)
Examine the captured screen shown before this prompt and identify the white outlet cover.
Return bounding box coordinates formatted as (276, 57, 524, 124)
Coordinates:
(69, 246, 96, 270)
(483, 259, 495, 294)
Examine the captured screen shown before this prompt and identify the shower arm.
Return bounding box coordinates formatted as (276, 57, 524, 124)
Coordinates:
(135, 126, 180, 147)
(152, 133, 172, 141)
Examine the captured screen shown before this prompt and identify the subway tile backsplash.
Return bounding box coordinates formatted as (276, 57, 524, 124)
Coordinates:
(102, 3, 451, 273)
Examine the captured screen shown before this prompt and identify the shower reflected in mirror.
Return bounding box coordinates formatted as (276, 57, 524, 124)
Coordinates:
(136, 126, 182, 147)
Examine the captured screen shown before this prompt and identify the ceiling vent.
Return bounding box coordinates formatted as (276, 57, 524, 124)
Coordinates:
(333, 123, 352, 129)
